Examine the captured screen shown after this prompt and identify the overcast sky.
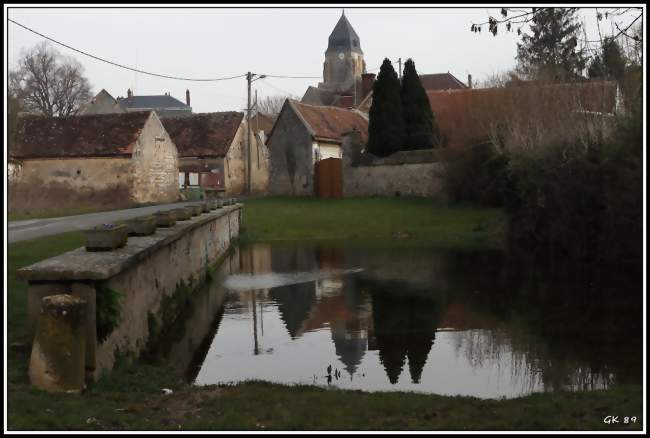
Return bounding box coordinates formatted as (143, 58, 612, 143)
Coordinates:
(6, 5, 637, 113)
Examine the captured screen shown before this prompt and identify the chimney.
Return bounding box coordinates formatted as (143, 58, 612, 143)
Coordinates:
(186, 89, 190, 106)
(339, 95, 354, 109)
(361, 73, 376, 100)
(467, 74, 472, 89)
(127, 88, 132, 98)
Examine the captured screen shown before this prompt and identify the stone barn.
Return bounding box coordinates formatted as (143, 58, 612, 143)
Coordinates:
(9, 111, 179, 213)
(162, 112, 269, 197)
(266, 99, 368, 195)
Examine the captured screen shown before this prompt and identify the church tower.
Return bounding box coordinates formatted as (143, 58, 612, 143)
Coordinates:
(322, 11, 366, 95)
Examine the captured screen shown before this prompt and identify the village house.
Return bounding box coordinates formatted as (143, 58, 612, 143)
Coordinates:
(81, 88, 193, 118)
(116, 89, 193, 118)
(9, 111, 179, 213)
(266, 99, 368, 196)
(161, 112, 269, 196)
(79, 89, 127, 115)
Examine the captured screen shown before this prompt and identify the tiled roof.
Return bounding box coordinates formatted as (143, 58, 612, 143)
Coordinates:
(290, 100, 369, 144)
(419, 73, 468, 90)
(117, 94, 189, 110)
(10, 112, 152, 159)
(301, 86, 337, 106)
(161, 112, 244, 157)
(251, 113, 277, 133)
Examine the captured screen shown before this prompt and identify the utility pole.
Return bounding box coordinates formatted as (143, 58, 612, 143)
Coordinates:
(245, 72, 266, 195)
(398, 58, 402, 80)
(246, 72, 252, 195)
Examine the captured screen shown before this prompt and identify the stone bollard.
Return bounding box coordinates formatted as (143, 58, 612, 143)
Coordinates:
(29, 294, 87, 394)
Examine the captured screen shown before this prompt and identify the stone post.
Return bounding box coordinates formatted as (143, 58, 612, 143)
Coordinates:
(29, 294, 88, 393)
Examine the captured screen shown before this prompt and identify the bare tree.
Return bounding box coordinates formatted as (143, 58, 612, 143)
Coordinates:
(9, 41, 92, 117)
(255, 94, 298, 115)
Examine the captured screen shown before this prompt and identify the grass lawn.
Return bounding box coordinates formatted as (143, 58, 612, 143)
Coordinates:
(242, 196, 504, 248)
(6, 198, 643, 431)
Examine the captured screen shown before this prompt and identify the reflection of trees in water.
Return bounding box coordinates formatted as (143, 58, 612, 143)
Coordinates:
(448, 327, 616, 394)
(268, 245, 319, 339)
(368, 280, 442, 384)
(270, 282, 317, 339)
(446, 255, 642, 394)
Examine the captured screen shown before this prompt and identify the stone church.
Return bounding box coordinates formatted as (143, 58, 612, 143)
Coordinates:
(301, 11, 375, 108)
(301, 11, 469, 110)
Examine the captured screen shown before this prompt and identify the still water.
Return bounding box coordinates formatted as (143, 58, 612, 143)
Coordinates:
(152, 242, 642, 399)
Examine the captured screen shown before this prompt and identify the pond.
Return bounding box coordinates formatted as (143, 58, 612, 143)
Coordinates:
(150, 241, 642, 399)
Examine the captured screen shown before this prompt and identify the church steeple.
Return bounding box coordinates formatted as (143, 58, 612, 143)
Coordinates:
(326, 10, 363, 55)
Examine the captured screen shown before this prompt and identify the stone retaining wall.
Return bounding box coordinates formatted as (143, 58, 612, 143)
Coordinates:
(18, 205, 242, 380)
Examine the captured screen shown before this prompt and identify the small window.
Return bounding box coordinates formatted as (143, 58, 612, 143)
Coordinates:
(189, 173, 199, 186)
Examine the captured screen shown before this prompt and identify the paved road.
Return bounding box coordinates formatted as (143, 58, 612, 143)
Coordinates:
(8, 201, 198, 243)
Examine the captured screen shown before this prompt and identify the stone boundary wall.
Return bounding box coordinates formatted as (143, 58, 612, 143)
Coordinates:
(341, 131, 447, 199)
(344, 161, 446, 198)
(18, 205, 242, 380)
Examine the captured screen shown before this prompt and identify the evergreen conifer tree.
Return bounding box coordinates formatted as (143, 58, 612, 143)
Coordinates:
(516, 8, 587, 81)
(367, 58, 405, 157)
(400, 59, 440, 149)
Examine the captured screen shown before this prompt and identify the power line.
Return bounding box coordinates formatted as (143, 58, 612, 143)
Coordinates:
(262, 74, 321, 79)
(9, 18, 246, 82)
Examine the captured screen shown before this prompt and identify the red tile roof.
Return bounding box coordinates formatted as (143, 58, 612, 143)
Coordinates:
(419, 73, 468, 90)
(10, 112, 152, 159)
(290, 100, 369, 144)
(427, 80, 619, 148)
(161, 112, 244, 157)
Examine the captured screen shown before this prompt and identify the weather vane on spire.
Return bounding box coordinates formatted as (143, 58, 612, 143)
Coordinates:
(342, 8, 345, 16)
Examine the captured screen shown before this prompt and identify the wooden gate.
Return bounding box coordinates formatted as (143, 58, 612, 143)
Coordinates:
(314, 157, 343, 198)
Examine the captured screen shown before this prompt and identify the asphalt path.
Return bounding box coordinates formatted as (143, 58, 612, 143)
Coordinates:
(7, 201, 198, 243)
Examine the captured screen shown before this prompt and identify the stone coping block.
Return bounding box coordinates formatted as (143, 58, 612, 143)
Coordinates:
(17, 205, 242, 282)
(190, 205, 202, 216)
(155, 211, 176, 228)
(126, 215, 157, 236)
(173, 207, 192, 221)
(85, 224, 128, 251)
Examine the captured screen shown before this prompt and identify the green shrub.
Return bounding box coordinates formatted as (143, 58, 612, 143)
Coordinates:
(443, 142, 511, 207)
(96, 284, 124, 343)
(504, 110, 642, 266)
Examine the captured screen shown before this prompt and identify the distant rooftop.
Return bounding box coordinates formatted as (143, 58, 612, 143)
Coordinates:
(117, 94, 189, 111)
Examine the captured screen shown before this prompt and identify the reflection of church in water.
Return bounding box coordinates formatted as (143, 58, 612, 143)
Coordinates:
(253, 244, 440, 384)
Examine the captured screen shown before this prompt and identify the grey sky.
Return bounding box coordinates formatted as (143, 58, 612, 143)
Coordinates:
(6, 6, 636, 114)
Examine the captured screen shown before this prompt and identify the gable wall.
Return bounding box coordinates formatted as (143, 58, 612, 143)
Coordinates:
(130, 114, 180, 203)
(267, 105, 314, 195)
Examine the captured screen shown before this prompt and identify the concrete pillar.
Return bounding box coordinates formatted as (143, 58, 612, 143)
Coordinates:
(29, 294, 87, 393)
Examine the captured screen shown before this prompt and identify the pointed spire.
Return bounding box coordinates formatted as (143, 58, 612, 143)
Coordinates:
(326, 11, 363, 55)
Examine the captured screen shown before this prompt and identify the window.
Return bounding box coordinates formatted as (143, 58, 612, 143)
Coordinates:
(189, 173, 199, 186)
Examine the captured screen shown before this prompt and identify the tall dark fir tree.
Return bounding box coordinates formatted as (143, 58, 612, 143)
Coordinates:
(400, 59, 440, 149)
(367, 58, 406, 157)
(516, 7, 587, 81)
